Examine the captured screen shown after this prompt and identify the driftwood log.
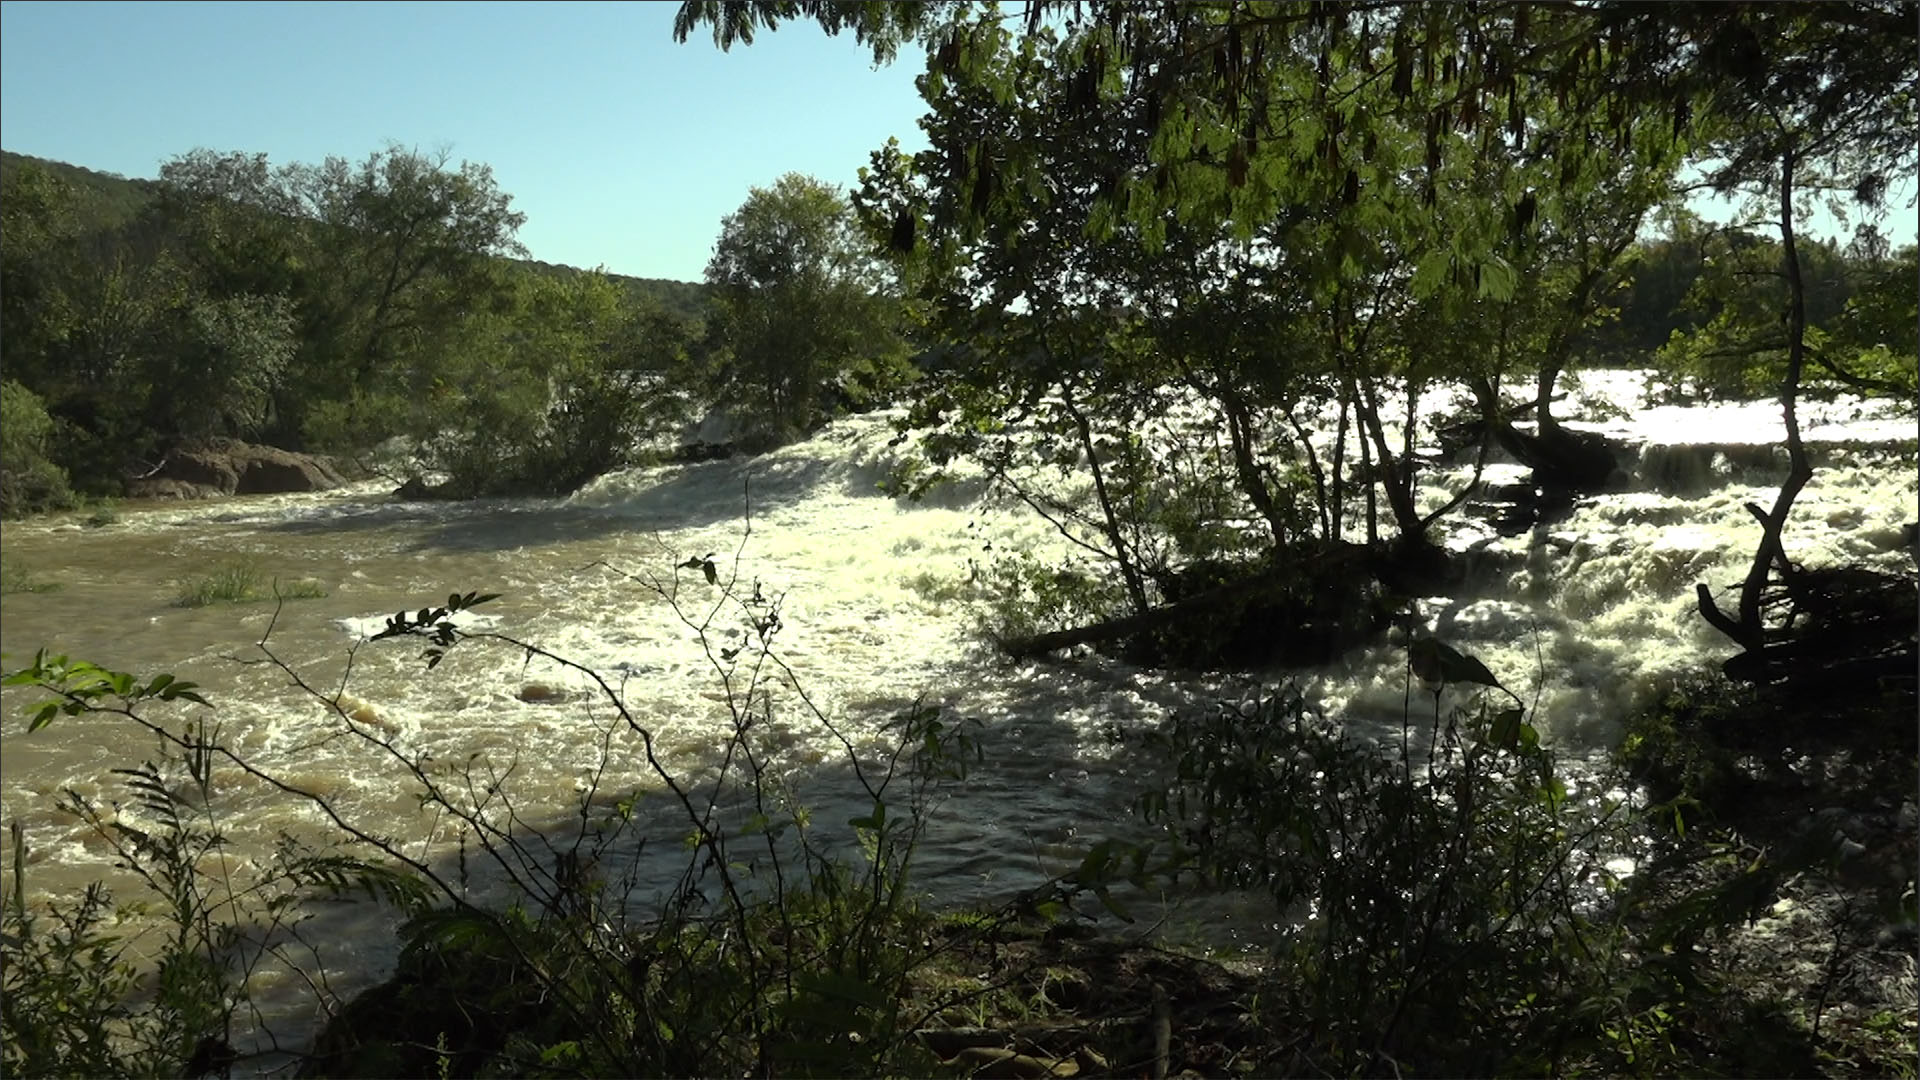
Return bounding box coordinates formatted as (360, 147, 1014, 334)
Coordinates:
(997, 544, 1406, 665)
(998, 579, 1259, 660)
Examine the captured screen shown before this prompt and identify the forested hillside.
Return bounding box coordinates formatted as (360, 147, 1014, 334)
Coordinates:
(0, 150, 711, 322)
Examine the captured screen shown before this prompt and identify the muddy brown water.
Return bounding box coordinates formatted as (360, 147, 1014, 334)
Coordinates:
(1, 372, 1912, 1059)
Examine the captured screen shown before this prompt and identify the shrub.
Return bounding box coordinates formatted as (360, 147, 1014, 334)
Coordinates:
(6, 524, 1024, 1079)
(0, 664, 427, 1078)
(1131, 648, 1819, 1077)
(294, 560, 990, 1078)
(1, 558, 58, 595)
(0, 380, 75, 517)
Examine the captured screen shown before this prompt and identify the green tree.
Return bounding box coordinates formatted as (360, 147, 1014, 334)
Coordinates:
(153, 144, 528, 451)
(147, 293, 300, 441)
(409, 267, 695, 497)
(1673, 5, 1917, 660)
(848, 4, 1679, 575)
(0, 380, 75, 516)
(704, 173, 911, 444)
(0, 161, 83, 392)
(1820, 237, 1918, 397)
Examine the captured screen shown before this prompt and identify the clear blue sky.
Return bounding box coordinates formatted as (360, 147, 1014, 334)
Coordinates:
(3, 1, 1911, 285)
(0, 0, 930, 283)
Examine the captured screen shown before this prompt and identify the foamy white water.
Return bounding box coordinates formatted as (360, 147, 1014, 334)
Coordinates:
(0, 371, 1912, 1057)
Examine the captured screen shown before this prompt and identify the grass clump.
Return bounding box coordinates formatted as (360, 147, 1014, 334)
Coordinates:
(1, 559, 59, 594)
(276, 577, 329, 601)
(174, 561, 265, 607)
(173, 560, 326, 607)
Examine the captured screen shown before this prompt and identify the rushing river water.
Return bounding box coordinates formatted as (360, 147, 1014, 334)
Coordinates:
(1, 369, 1913, 1056)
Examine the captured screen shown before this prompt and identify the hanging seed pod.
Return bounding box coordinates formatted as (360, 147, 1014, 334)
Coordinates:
(1514, 191, 1536, 234)
(970, 165, 993, 217)
(1392, 30, 1414, 99)
(1228, 142, 1250, 188)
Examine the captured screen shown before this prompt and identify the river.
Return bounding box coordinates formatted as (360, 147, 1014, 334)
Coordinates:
(1, 369, 1912, 1057)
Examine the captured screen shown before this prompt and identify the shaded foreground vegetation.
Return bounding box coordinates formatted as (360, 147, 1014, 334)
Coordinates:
(3, 2, 1915, 1076)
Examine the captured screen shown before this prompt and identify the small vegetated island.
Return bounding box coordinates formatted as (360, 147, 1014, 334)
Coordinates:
(2, 3, 1915, 1078)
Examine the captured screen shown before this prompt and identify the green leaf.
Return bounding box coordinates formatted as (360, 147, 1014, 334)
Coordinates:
(1093, 885, 1134, 923)
(1489, 708, 1524, 749)
(797, 971, 890, 1010)
(29, 702, 58, 732)
(1076, 840, 1114, 883)
(1409, 636, 1503, 690)
(1477, 254, 1518, 300)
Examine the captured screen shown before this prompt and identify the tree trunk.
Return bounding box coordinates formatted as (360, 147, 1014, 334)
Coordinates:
(1330, 389, 1350, 543)
(1059, 380, 1152, 617)
(1699, 146, 1816, 653)
(1289, 406, 1331, 545)
(1352, 370, 1423, 540)
(1221, 387, 1288, 551)
(1535, 359, 1563, 434)
(1360, 409, 1378, 546)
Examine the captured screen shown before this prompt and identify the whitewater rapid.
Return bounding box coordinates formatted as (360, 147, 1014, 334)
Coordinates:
(0, 369, 1911, 1055)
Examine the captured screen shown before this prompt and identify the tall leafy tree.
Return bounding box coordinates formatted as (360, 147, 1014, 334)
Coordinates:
(0, 162, 83, 391)
(704, 173, 911, 442)
(153, 145, 528, 449)
(413, 267, 696, 496)
(1670, 4, 1917, 659)
(685, 1, 1914, 657)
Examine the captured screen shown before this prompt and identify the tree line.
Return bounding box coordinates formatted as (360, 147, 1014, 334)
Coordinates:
(0, 148, 913, 514)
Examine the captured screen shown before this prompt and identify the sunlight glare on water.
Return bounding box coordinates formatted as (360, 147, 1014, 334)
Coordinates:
(0, 371, 1912, 1050)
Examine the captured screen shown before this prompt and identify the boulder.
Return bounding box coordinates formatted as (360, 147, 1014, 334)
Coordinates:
(234, 445, 346, 494)
(130, 439, 349, 499)
(156, 447, 242, 493)
(125, 476, 227, 500)
(516, 682, 570, 705)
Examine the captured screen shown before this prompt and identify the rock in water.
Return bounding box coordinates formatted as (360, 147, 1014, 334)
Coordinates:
(517, 683, 569, 704)
(128, 438, 349, 499)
